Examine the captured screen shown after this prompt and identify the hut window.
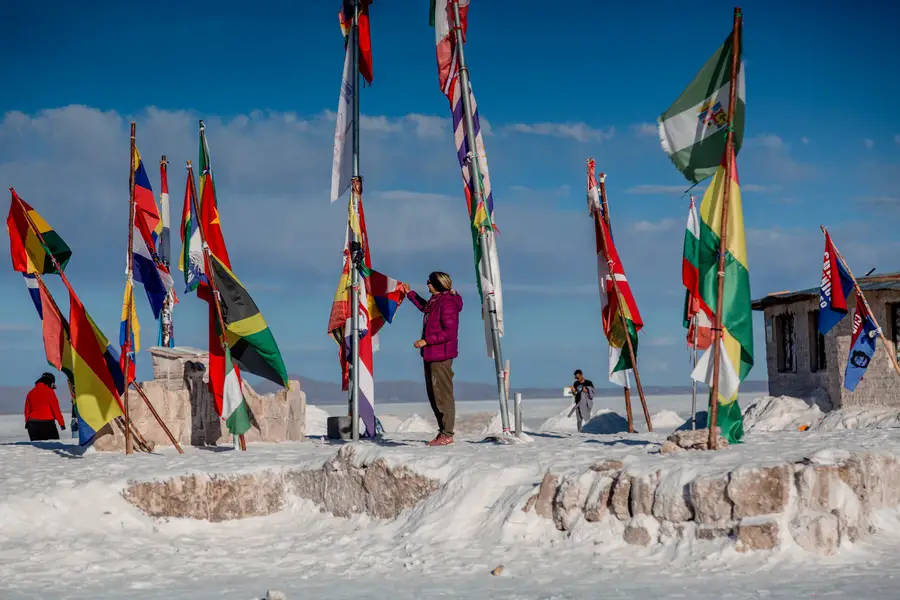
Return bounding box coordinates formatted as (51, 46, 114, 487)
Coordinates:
(808, 310, 826, 372)
(891, 303, 900, 363)
(775, 313, 795, 373)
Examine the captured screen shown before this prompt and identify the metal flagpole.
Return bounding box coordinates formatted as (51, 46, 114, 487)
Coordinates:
(349, 0, 362, 442)
(124, 122, 137, 456)
(159, 155, 173, 348)
(691, 313, 699, 430)
(449, 0, 511, 433)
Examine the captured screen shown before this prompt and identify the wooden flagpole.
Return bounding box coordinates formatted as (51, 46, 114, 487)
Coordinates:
(591, 164, 653, 433)
(11, 187, 180, 452)
(820, 225, 900, 379)
(123, 122, 137, 455)
(185, 159, 246, 451)
(707, 7, 742, 451)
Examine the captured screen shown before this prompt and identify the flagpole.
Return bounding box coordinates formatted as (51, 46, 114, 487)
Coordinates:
(348, 0, 362, 442)
(186, 157, 246, 451)
(160, 154, 173, 348)
(691, 313, 699, 430)
(594, 167, 653, 433)
(123, 122, 137, 456)
(449, 0, 511, 433)
(707, 7, 742, 451)
(820, 225, 900, 378)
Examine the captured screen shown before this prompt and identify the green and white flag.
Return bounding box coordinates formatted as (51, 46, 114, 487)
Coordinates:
(223, 345, 251, 436)
(658, 33, 745, 184)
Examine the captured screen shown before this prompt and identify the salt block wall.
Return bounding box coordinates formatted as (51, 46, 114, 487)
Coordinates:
(92, 346, 305, 451)
(762, 292, 900, 409)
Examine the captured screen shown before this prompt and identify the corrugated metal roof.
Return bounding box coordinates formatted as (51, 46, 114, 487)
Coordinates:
(751, 272, 900, 310)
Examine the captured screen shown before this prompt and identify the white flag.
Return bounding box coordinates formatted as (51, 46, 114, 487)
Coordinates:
(479, 229, 504, 358)
(691, 338, 740, 401)
(330, 44, 354, 203)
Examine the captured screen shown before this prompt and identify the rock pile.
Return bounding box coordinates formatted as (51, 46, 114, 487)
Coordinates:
(523, 449, 899, 555)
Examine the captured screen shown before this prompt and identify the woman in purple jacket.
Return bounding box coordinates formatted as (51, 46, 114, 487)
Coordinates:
(402, 271, 463, 446)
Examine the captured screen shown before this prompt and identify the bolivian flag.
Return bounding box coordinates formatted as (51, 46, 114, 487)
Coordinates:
(207, 254, 288, 389)
(7, 189, 72, 275)
(689, 148, 753, 443)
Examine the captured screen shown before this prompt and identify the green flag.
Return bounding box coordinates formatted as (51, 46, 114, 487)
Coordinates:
(658, 30, 745, 184)
(208, 254, 289, 388)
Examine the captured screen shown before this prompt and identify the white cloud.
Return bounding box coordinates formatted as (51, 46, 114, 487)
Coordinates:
(801, 136, 810, 145)
(631, 122, 658, 137)
(864, 138, 875, 150)
(749, 133, 787, 150)
(646, 336, 679, 347)
(855, 196, 900, 210)
(895, 134, 900, 146)
(632, 218, 680, 233)
(505, 122, 615, 143)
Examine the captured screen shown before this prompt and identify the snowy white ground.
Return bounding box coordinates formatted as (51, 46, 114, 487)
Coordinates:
(4, 394, 900, 599)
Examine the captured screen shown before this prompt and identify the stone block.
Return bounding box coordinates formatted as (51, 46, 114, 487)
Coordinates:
(735, 518, 780, 552)
(610, 474, 632, 521)
(623, 515, 659, 546)
(534, 473, 559, 520)
(652, 470, 693, 523)
(629, 472, 658, 516)
(696, 525, 735, 541)
(590, 459, 625, 473)
(207, 476, 243, 522)
(583, 474, 613, 522)
(728, 465, 791, 518)
(790, 511, 839, 555)
(690, 475, 732, 524)
(552, 475, 583, 531)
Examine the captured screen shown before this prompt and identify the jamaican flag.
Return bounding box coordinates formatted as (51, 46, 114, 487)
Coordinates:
(207, 254, 288, 388)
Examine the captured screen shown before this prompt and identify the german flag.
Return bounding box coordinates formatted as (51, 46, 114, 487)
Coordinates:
(207, 254, 288, 388)
(7, 189, 72, 274)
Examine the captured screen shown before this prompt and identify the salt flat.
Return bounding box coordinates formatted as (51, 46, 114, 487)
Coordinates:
(2, 394, 900, 599)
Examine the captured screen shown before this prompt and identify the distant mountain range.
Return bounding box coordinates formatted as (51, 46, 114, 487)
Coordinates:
(0, 376, 769, 415)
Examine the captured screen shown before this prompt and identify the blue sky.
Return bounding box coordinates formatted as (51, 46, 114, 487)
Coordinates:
(1, 0, 898, 390)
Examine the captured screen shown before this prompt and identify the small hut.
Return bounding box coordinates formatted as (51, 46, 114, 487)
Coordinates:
(751, 272, 900, 409)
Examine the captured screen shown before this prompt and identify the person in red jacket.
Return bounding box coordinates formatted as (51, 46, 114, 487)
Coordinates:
(24, 372, 65, 441)
(402, 271, 463, 447)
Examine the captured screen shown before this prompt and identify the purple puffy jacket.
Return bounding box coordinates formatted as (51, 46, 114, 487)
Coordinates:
(407, 290, 463, 363)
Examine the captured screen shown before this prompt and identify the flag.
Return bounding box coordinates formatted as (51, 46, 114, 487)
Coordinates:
(23, 273, 42, 317)
(197, 125, 240, 422)
(844, 297, 879, 391)
(818, 231, 854, 335)
(179, 166, 204, 293)
(158, 159, 171, 267)
(339, 0, 373, 84)
(63, 280, 126, 446)
(658, 30, 746, 184)
(131, 211, 171, 319)
(222, 345, 250, 436)
(207, 254, 289, 389)
(591, 199, 643, 387)
(7, 189, 72, 275)
(682, 195, 713, 350)
(690, 149, 753, 443)
(119, 280, 139, 384)
(37, 276, 65, 371)
(327, 199, 378, 437)
(431, 0, 469, 98)
(330, 42, 354, 203)
(133, 147, 163, 246)
(438, 29, 503, 357)
(368, 269, 407, 334)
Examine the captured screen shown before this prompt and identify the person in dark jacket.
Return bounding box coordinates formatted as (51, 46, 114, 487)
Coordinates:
(24, 372, 65, 441)
(403, 272, 463, 446)
(569, 370, 594, 433)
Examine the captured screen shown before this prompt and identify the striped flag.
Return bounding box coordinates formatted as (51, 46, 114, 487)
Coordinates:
(179, 165, 204, 293)
(133, 147, 164, 247)
(339, 0, 373, 84)
(330, 41, 354, 203)
(118, 279, 139, 384)
(158, 158, 171, 267)
(432, 1, 503, 358)
(588, 167, 643, 387)
(682, 195, 713, 349)
(689, 148, 753, 443)
(131, 211, 172, 319)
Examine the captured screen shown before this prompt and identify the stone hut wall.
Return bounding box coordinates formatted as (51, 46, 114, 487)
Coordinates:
(762, 291, 900, 409)
(92, 346, 306, 451)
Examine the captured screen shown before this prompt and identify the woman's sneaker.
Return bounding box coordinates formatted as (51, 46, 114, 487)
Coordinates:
(427, 433, 454, 446)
